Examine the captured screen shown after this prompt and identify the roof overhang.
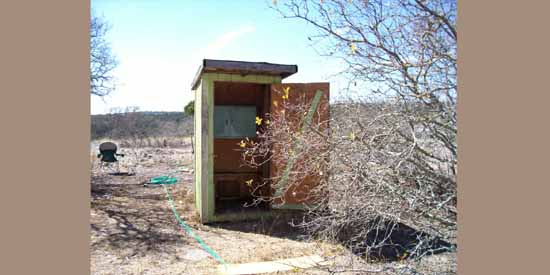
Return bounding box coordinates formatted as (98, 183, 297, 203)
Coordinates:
(191, 59, 298, 90)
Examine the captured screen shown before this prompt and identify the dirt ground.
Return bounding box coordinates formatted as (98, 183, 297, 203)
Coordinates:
(90, 142, 456, 275)
(90, 143, 350, 275)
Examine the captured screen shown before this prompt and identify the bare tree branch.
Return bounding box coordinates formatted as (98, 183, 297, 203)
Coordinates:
(91, 14, 118, 97)
(244, 1, 457, 274)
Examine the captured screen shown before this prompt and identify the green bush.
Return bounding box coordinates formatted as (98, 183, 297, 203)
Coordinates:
(184, 100, 194, 116)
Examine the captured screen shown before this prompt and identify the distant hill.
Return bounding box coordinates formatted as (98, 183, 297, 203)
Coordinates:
(90, 103, 380, 140)
(91, 111, 193, 140)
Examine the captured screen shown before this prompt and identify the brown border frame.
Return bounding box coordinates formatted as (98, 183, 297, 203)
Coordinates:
(2, 1, 550, 274)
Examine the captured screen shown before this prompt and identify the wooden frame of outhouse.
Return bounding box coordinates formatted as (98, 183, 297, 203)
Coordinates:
(191, 59, 298, 223)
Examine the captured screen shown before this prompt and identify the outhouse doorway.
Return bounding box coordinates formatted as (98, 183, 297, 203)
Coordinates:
(191, 59, 329, 223)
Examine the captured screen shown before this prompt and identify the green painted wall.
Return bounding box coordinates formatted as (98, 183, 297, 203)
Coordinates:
(194, 72, 282, 223)
(193, 80, 202, 215)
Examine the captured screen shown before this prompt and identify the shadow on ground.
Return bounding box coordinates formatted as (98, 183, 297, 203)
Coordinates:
(91, 175, 190, 257)
(209, 211, 308, 241)
(91, 174, 152, 199)
(337, 219, 457, 262)
(91, 204, 189, 257)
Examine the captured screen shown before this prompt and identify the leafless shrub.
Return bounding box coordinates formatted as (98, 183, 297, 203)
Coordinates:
(91, 107, 193, 175)
(91, 107, 193, 142)
(241, 0, 457, 274)
(239, 89, 331, 206)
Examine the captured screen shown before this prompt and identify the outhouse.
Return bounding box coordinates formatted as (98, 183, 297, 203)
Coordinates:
(191, 59, 329, 223)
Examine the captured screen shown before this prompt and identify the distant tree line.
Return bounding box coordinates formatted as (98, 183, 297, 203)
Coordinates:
(91, 107, 193, 140)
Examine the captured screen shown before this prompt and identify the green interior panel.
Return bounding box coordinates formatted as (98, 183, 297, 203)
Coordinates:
(214, 105, 257, 138)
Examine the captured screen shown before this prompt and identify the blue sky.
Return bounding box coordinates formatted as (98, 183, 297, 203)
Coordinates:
(91, 0, 348, 114)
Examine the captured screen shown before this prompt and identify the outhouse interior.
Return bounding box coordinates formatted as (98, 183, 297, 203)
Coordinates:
(191, 59, 329, 223)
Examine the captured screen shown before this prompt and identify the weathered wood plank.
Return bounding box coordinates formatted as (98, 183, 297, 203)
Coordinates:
(194, 81, 202, 214)
(191, 59, 296, 89)
(200, 78, 210, 222)
(217, 255, 327, 275)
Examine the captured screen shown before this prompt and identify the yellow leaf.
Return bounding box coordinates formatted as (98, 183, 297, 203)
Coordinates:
(350, 43, 357, 54)
(265, 120, 270, 125)
(273, 100, 278, 107)
(349, 132, 356, 141)
(238, 140, 246, 148)
(282, 86, 290, 100)
(245, 179, 254, 187)
(255, 116, 263, 125)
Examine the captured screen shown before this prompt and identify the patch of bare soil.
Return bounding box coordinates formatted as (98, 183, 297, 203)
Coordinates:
(90, 143, 456, 275)
(90, 144, 346, 275)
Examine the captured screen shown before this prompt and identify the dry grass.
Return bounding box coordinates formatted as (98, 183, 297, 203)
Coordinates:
(90, 140, 455, 274)
(93, 136, 193, 149)
(90, 142, 350, 275)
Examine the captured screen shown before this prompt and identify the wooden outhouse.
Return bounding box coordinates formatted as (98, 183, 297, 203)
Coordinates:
(191, 59, 329, 223)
